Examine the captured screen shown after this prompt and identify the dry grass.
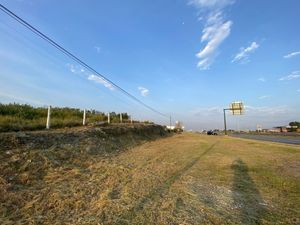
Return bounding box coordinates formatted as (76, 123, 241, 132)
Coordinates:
(0, 131, 299, 224)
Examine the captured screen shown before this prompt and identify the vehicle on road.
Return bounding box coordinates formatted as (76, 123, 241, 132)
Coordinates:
(207, 130, 218, 135)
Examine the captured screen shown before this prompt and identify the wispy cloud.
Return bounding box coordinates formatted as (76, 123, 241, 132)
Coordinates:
(189, 0, 234, 70)
(138, 87, 149, 97)
(67, 63, 114, 91)
(196, 14, 232, 69)
(192, 106, 223, 116)
(258, 77, 266, 82)
(258, 95, 271, 100)
(279, 71, 300, 81)
(245, 105, 289, 115)
(284, 51, 300, 59)
(189, 0, 234, 10)
(88, 75, 114, 90)
(297, 89, 300, 92)
(66, 63, 85, 74)
(232, 42, 259, 63)
(94, 46, 101, 53)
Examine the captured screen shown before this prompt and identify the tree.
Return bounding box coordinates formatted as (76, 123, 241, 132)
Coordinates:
(289, 121, 300, 127)
(288, 121, 300, 132)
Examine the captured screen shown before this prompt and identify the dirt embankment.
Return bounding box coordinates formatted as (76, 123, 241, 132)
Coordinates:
(0, 124, 169, 224)
(0, 123, 168, 152)
(0, 124, 169, 186)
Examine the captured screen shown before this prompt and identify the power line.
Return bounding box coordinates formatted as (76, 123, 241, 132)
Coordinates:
(0, 3, 168, 118)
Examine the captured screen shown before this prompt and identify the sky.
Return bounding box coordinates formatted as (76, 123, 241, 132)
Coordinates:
(0, 0, 299, 131)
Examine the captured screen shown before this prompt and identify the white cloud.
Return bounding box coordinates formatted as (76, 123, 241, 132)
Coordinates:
(138, 87, 149, 97)
(88, 74, 114, 90)
(67, 63, 114, 91)
(189, 0, 234, 10)
(258, 95, 271, 100)
(297, 89, 300, 92)
(189, 0, 234, 70)
(245, 105, 289, 115)
(279, 71, 300, 81)
(258, 77, 266, 82)
(232, 42, 259, 63)
(196, 14, 232, 69)
(94, 46, 101, 53)
(284, 51, 300, 59)
(66, 63, 85, 74)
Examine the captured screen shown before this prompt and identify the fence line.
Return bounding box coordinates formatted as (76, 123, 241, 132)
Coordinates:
(43, 106, 145, 129)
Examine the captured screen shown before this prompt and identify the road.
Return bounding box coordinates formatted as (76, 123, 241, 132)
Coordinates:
(230, 133, 300, 145)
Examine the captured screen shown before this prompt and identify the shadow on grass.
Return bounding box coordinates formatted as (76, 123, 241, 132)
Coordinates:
(118, 142, 219, 224)
(231, 159, 267, 224)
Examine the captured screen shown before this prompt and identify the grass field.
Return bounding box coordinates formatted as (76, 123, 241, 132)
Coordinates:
(1, 132, 299, 224)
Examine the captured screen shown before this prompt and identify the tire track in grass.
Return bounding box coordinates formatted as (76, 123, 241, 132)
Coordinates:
(107, 136, 207, 197)
(118, 141, 219, 223)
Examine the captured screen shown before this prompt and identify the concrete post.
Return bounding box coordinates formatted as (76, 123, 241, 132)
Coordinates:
(120, 113, 122, 123)
(83, 109, 86, 126)
(46, 106, 51, 129)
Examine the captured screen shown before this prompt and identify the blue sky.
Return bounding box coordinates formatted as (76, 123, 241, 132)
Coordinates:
(0, 0, 299, 130)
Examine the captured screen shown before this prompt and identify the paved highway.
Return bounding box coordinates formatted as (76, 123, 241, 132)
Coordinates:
(230, 133, 300, 145)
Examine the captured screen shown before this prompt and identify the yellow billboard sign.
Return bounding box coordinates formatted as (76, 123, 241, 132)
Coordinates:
(230, 101, 244, 115)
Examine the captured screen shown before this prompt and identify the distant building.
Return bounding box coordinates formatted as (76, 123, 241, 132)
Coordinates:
(167, 121, 184, 133)
(273, 126, 288, 133)
(175, 121, 184, 130)
(166, 125, 175, 130)
(256, 124, 263, 132)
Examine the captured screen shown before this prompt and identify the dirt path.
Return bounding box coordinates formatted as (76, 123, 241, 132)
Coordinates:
(1, 133, 299, 224)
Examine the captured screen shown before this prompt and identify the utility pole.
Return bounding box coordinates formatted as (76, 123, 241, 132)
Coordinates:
(46, 106, 51, 129)
(169, 115, 171, 127)
(120, 113, 122, 123)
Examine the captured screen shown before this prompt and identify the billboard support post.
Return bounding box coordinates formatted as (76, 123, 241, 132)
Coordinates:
(223, 101, 245, 135)
(223, 108, 229, 135)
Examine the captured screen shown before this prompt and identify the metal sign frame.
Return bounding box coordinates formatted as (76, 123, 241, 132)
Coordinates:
(223, 101, 244, 135)
(230, 102, 244, 115)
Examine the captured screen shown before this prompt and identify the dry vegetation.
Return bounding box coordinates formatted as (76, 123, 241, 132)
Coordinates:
(0, 129, 299, 224)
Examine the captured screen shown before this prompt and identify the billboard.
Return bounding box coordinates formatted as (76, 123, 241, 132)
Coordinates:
(230, 101, 244, 115)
